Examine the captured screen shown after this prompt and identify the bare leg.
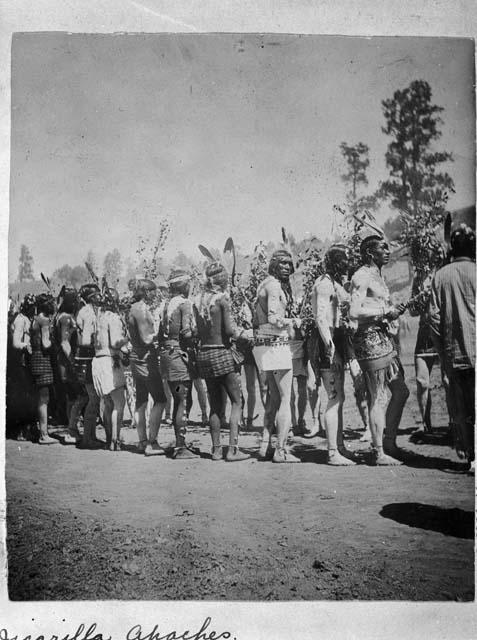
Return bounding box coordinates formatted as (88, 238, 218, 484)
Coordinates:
(219, 385, 229, 427)
(109, 387, 125, 449)
(37, 386, 57, 443)
(222, 372, 249, 461)
(383, 371, 410, 455)
(258, 369, 268, 409)
(321, 369, 355, 465)
(270, 368, 299, 462)
(168, 381, 190, 448)
(82, 382, 100, 447)
(102, 395, 113, 446)
(168, 381, 196, 459)
(162, 376, 172, 422)
(296, 375, 308, 427)
(290, 376, 297, 429)
(244, 363, 257, 424)
(349, 358, 370, 436)
(68, 390, 87, 438)
(206, 378, 224, 459)
(308, 385, 318, 421)
(124, 371, 136, 427)
(365, 372, 402, 465)
(135, 403, 147, 450)
(148, 401, 166, 445)
(260, 373, 279, 458)
(415, 356, 433, 432)
(193, 377, 209, 423)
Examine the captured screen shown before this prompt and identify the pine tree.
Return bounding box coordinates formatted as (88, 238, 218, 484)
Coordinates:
(340, 142, 377, 214)
(379, 80, 454, 277)
(18, 245, 34, 281)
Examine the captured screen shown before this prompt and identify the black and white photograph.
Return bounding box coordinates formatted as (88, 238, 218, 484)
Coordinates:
(1, 2, 476, 639)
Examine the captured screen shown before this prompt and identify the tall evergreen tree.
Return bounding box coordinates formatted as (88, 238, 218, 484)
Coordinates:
(340, 142, 377, 214)
(379, 80, 454, 277)
(380, 80, 454, 215)
(18, 245, 34, 281)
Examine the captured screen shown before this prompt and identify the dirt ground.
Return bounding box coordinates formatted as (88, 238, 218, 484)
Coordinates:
(5, 332, 475, 601)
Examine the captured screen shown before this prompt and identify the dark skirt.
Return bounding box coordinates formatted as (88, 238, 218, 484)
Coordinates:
(353, 323, 396, 373)
(74, 345, 95, 384)
(30, 348, 54, 387)
(196, 346, 235, 379)
(159, 342, 191, 382)
(414, 324, 438, 358)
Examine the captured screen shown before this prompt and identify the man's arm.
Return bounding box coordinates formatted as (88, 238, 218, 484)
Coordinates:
(59, 315, 72, 359)
(312, 277, 334, 349)
(266, 280, 292, 329)
(12, 316, 30, 352)
(428, 275, 443, 357)
(180, 300, 194, 341)
(76, 308, 86, 346)
(220, 294, 242, 340)
(40, 316, 52, 351)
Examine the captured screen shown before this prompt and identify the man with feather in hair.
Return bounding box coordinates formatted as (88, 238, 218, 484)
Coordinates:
(194, 261, 253, 461)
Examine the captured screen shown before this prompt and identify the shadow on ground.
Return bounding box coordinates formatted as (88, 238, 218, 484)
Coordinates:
(380, 503, 475, 539)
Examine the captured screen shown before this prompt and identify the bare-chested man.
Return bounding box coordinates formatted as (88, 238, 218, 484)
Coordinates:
(194, 262, 253, 461)
(253, 249, 302, 463)
(349, 235, 409, 465)
(92, 287, 129, 451)
(55, 287, 86, 444)
(158, 269, 199, 459)
(128, 279, 167, 455)
(76, 283, 102, 449)
(312, 244, 356, 465)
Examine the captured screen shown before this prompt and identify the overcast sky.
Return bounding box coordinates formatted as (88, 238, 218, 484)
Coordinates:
(8, 33, 475, 280)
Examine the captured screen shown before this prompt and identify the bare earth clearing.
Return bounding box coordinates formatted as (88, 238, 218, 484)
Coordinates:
(6, 334, 475, 601)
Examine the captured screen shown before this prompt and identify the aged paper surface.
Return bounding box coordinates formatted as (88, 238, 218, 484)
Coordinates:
(1, 1, 476, 638)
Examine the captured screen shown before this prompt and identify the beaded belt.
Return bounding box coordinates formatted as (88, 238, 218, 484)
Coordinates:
(254, 336, 289, 347)
(199, 345, 227, 350)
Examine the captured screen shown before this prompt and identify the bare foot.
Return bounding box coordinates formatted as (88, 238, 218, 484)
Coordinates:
(258, 443, 274, 461)
(383, 444, 404, 460)
(272, 448, 301, 463)
(328, 451, 356, 466)
(38, 434, 59, 445)
(144, 442, 165, 456)
(375, 453, 402, 466)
